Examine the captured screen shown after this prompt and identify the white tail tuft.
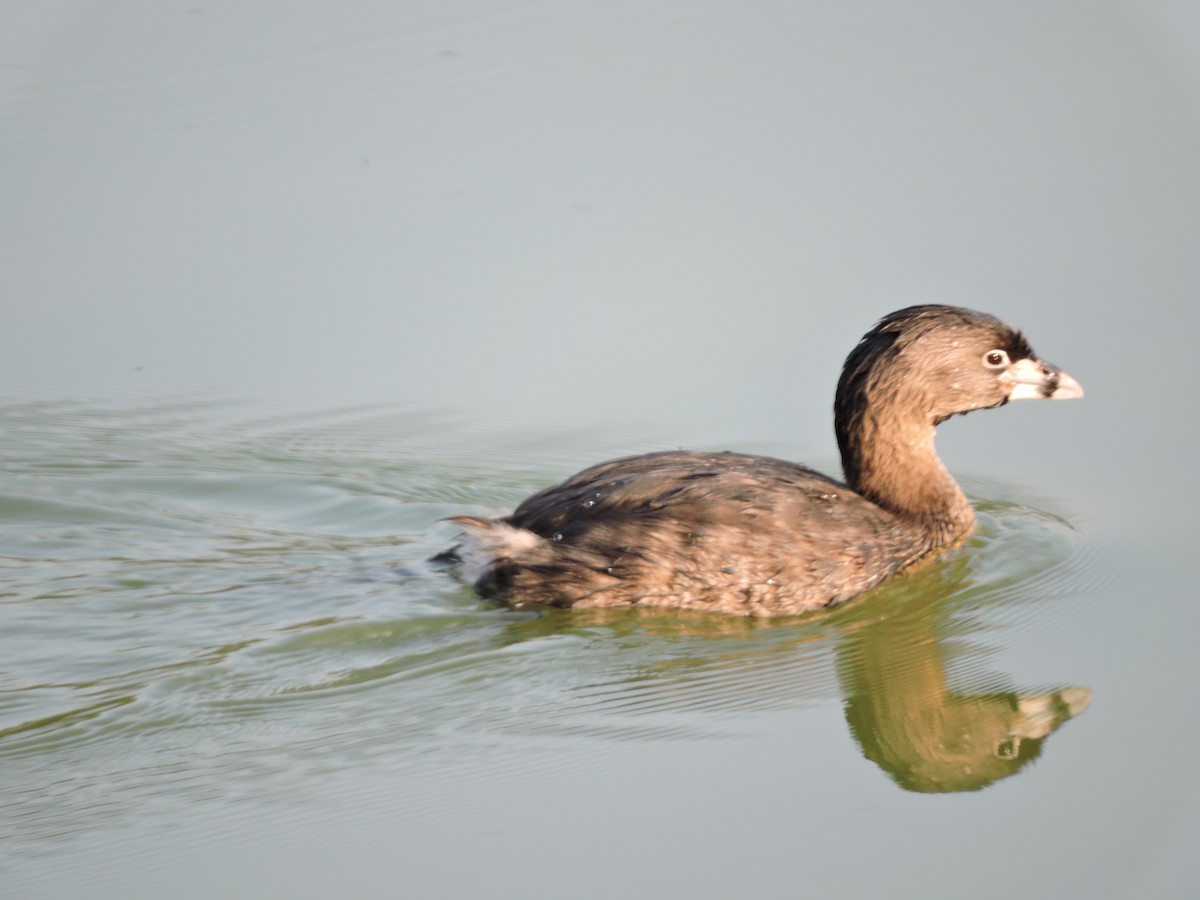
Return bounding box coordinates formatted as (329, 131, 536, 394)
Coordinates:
(446, 516, 544, 585)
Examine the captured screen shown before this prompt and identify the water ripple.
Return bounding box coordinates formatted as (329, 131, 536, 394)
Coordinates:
(0, 397, 1098, 853)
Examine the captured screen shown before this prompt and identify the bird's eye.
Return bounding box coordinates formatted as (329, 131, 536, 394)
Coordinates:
(984, 350, 1009, 368)
(995, 737, 1021, 759)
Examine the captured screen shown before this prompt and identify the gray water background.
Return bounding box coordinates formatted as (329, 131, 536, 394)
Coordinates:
(2, 2, 1199, 897)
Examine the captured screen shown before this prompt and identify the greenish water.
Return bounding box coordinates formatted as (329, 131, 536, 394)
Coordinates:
(1, 399, 1105, 896)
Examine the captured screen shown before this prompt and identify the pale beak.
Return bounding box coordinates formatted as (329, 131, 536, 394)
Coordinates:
(1008, 357, 1084, 401)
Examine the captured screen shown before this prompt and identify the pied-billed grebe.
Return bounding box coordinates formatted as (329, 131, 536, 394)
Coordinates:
(441, 306, 1082, 616)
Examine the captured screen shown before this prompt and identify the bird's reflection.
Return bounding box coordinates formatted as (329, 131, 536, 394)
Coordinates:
(833, 560, 1091, 792)
(495, 550, 1091, 794)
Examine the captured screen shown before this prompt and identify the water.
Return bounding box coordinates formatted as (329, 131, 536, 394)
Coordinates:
(0, 397, 1132, 897)
(3, 2, 1199, 898)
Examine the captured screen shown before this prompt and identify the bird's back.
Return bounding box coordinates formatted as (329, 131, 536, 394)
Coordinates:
(462, 451, 929, 616)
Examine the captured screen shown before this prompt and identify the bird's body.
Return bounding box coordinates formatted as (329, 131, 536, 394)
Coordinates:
(452, 451, 929, 616)
(440, 306, 1082, 616)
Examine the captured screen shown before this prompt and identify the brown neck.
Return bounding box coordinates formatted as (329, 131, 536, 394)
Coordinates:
(838, 409, 975, 548)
